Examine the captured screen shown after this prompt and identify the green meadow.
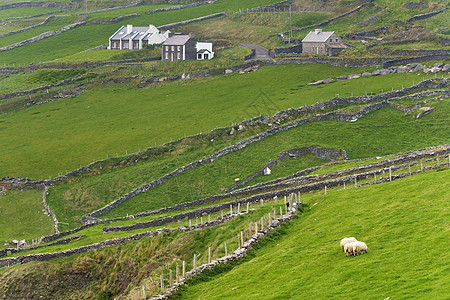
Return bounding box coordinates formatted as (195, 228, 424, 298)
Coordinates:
(175, 168, 450, 299)
(2, 63, 429, 179)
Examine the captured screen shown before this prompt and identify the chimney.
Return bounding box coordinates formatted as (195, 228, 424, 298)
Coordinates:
(127, 24, 133, 34)
(315, 28, 322, 34)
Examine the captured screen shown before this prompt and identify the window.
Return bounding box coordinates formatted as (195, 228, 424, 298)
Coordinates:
(165, 52, 169, 59)
(198, 53, 202, 59)
(178, 46, 181, 51)
(166, 46, 169, 51)
(177, 52, 181, 59)
(171, 46, 175, 51)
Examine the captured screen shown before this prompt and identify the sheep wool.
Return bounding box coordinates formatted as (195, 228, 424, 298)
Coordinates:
(353, 241, 368, 256)
(340, 237, 357, 250)
(344, 241, 358, 256)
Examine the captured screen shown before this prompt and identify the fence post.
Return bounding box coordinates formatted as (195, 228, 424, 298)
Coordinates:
(255, 221, 258, 234)
(201, 216, 203, 224)
(189, 219, 192, 227)
(260, 199, 263, 207)
(182, 261, 185, 277)
(176, 265, 179, 284)
(237, 233, 241, 248)
(420, 162, 423, 171)
(160, 274, 164, 293)
(273, 208, 276, 219)
(178, 220, 181, 229)
(169, 269, 173, 286)
(241, 231, 244, 246)
(324, 186, 327, 194)
(238, 203, 240, 212)
(249, 222, 252, 236)
(409, 164, 411, 175)
(247, 202, 250, 211)
(269, 212, 272, 224)
(355, 175, 357, 187)
(389, 166, 392, 181)
(208, 214, 211, 222)
(224, 241, 228, 256)
(280, 206, 283, 218)
(208, 247, 211, 263)
(193, 254, 197, 269)
(142, 285, 146, 299)
(230, 204, 233, 214)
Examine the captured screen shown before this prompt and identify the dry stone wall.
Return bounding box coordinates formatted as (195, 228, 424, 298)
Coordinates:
(0, 16, 55, 38)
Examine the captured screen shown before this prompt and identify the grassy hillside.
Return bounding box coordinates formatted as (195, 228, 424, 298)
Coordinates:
(0, 63, 410, 179)
(0, 189, 54, 242)
(175, 167, 450, 299)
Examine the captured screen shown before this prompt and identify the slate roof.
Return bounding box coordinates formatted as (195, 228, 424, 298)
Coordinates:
(197, 49, 212, 53)
(111, 26, 150, 40)
(163, 35, 191, 46)
(302, 30, 334, 43)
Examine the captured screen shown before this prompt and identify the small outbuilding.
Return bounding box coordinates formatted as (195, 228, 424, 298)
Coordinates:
(302, 29, 347, 56)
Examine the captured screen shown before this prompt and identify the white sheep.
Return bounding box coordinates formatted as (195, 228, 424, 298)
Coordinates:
(344, 241, 357, 256)
(340, 237, 357, 250)
(352, 241, 368, 256)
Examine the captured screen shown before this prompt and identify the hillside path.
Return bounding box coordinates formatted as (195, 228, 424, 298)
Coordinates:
(241, 44, 271, 60)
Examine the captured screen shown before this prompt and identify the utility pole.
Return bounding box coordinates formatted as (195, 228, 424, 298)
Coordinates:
(289, 5, 293, 43)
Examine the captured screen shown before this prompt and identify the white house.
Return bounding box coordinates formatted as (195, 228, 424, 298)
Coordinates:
(108, 24, 171, 50)
(196, 42, 214, 60)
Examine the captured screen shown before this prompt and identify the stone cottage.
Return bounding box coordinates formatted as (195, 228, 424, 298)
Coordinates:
(302, 29, 347, 56)
(162, 35, 214, 61)
(108, 24, 170, 50)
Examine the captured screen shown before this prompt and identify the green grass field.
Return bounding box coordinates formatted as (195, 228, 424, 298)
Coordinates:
(2, 63, 419, 179)
(101, 101, 449, 219)
(0, 189, 54, 242)
(175, 168, 450, 299)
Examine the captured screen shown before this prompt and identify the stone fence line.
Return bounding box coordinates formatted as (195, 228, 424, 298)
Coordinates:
(0, 209, 246, 267)
(0, 16, 55, 38)
(101, 155, 449, 233)
(82, 77, 448, 220)
(151, 203, 300, 299)
(97, 145, 449, 225)
(42, 185, 59, 234)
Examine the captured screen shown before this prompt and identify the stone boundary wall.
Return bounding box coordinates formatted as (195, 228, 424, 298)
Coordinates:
(346, 25, 390, 39)
(244, 49, 256, 61)
(103, 145, 449, 224)
(73, 77, 445, 219)
(102, 153, 449, 233)
(0, 210, 243, 267)
(239, 0, 293, 13)
(370, 49, 450, 56)
(42, 185, 59, 234)
(146, 0, 216, 14)
(88, 13, 140, 24)
(0, 235, 85, 258)
(0, 10, 69, 23)
(150, 206, 299, 299)
(229, 145, 348, 191)
(157, 12, 227, 30)
(406, 7, 448, 23)
(278, 0, 374, 39)
(0, 16, 55, 38)
(0, 1, 63, 10)
(382, 54, 450, 68)
(0, 74, 88, 100)
(0, 21, 87, 52)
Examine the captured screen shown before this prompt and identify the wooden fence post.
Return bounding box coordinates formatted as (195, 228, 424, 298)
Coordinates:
(160, 274, 165, 293)
(280, 206, 283, 218)
(324, 186, 327, 194)
(169, 269, 173, 286)
(241, 231, 244, 246)
(193, 254, 197, 269)
(189, 219, 192, 227)
(230, 204, 233, 214)
(389, 166, 392, 181)
(142, 285, 146, 299)
(224, 241, 228, 256)
(182, 261, 186, 277)
(208, 247, 211, 263)
(354, 175, 357, 187)
(420, 162, 423, 171)
(247, 202, 250, 211)
(249, 222, 252, 236)
(260, 199, 263, 207)
(238, 203, 240, 212)
(409, 164, 411, 175)
(208, 214, 211, 222)
(176, 265, 179, 284)
(201, 216, 203, 224)
(255, 221, 258, 234)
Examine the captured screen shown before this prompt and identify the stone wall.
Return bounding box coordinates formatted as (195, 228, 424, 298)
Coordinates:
(406, 7, 448, 23)
(76, 77, 444, 219)
(0, 16, 55, 38)
(102, 154, 449, 233)
(109, 145, 448, 223)
(157, 12, 227, 30)
(0, 1, 63, 10)
(146, 0, 216, 14)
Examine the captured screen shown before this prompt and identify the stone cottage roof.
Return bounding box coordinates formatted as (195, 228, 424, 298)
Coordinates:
(302, 29, 334, 43)
(163, 35, 191, 46)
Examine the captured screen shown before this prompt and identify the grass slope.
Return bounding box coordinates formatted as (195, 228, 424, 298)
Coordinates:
(103, 101, 449, 219)
(0, 189, 54, 242)
(0, 63, 402, 178)
(176, 168, 450, 299)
